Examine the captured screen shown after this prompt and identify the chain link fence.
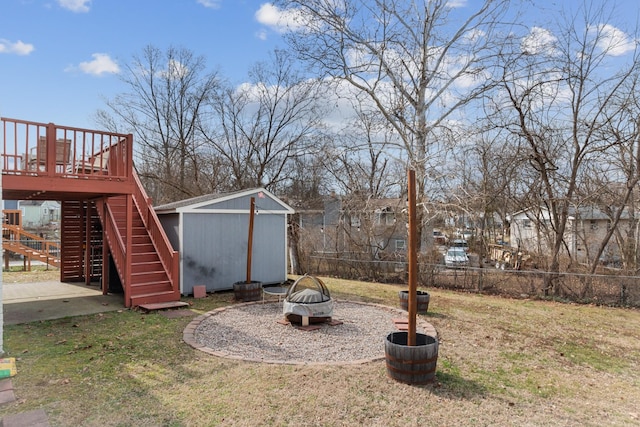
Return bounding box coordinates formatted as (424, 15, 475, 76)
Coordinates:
(306, 254, 640, 307)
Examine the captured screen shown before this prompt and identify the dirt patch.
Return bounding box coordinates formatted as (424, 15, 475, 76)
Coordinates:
(2, 269, 60, 283)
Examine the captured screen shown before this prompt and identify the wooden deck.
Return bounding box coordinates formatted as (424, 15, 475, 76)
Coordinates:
(1, 117, 180, 308)
(1, 117, 134, 201)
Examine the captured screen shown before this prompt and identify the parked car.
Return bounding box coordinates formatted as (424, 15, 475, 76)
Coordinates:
(433, 230, 448, 245)
(444, 247, 469, 268)
(456, 228, 474, 240)
(451, 239, 469, 252)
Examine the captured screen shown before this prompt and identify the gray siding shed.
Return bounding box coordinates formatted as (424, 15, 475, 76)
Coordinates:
(155, 188, 294, 295)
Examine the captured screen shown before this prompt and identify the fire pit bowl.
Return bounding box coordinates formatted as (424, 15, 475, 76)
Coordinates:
(283, 274, 334, 324)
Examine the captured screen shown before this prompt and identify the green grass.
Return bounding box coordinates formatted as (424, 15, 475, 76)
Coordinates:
(1, 276, 640, 426)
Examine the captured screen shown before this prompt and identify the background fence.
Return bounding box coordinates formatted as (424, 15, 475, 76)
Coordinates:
(306, 254, 640, 307)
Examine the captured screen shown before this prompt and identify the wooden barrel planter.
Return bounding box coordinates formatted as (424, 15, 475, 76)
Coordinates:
(233, 281, 262, 302)
(398, 290, 430, 314)
(385, 331, 438, 385)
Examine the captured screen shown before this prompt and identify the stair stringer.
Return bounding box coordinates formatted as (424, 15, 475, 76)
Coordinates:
(95, 197, 130, 304)
(131, 172, 180, 303)
(96, 188, 179, 307)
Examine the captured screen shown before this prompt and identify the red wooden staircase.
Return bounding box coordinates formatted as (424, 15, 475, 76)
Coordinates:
(96, 176, 180, 307)
(1, 117, 181, 308)
(2, 224, 61, 269)
(59, 179, 180, 308)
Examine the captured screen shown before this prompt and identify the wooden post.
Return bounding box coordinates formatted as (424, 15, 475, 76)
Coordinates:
(84, 201, 92, 285)
(46, 123, 56, 176)
(101, 198, 109, 295)
(246, 197, 256, 284)
(124, 194, 133, 307)
(407, 170, 418, 346)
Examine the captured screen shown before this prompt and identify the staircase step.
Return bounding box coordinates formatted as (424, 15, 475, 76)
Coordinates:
(130, 291, 181, 307)
(131, 261, 163, 273)
(132, 252, 162, 263)
(115, 224, 146, 231)
(133, 243, 156, 252)
(131, 271, 169, 283)
(138, 301, 189, 312)
(131, 235, 152, 243)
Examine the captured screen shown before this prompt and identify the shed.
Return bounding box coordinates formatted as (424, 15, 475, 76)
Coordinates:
(154, 188, 295, 295)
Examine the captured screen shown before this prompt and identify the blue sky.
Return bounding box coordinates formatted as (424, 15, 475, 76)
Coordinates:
(1, 0, 639, 131)
(0, 0, 288, 129)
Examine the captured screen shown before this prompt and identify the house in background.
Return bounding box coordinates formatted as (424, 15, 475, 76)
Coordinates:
(3, 200, 18, 210)
(509, 206, 632, 264)
(18, 200, 61, 228)
(295, 194, 409, 259)
(155, 188, 295, 296)
(572, 206, 630, 265)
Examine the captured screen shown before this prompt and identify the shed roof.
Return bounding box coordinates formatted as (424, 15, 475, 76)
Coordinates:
(154, 187, 294, 214)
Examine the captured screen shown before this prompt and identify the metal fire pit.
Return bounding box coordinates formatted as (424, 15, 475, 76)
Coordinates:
(283, 275, 334, 324)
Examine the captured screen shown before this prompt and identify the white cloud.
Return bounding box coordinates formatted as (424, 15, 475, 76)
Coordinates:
(256, 29, 268, 41)
(522, 26, 557, 55)
(255, 3, 308, 33)
(447, 0, 467, 7)
(197, 0, 222, 9)
(594, 24, 637, 57)
(77, 53, 120, 76)
(166, 59, 188, 78)
(58, 0, 91, 13)
(0, 39, 35, 55)
(463, 29, 486, 44)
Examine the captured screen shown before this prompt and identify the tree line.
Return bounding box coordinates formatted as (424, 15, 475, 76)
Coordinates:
(96, 0, 640, 288)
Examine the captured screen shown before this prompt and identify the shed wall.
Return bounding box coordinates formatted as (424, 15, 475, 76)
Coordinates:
(158, 213, 180, 253)
(181, 212, 287, 294)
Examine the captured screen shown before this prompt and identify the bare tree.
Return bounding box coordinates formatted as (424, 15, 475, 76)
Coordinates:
(578, 76, 640, 273)
(284, 153, 330, 207)
(276, 0, 513, 250)
(489, 3, 640, 293)
(446, 127, 521, 268)
(97, 45, 220, 203)
(324, 101, 401, 198)
(202, 49, 327, 192)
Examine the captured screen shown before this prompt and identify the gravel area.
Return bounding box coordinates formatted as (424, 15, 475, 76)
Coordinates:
(189, 300, 436, 365)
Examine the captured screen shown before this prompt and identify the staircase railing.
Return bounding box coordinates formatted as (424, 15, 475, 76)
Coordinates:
(2, 223, 61, 267)
(131, 172, 180, 298)
(98, 198, 131, 305)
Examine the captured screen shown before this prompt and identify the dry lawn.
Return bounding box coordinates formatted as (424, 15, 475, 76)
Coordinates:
(2, 267, 60, 283)
(1, 273, 639, 426)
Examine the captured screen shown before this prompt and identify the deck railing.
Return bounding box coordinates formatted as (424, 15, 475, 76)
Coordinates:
(132, 172, 180, 298)
(100, 198, 130, 304)
(2, 223, 61, 268)
(1, 117, 133, 181)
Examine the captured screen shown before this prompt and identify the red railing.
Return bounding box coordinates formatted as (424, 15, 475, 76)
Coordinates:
(99, 198, 130, 306)
(132, 172, 180, 298)
(2, 223, 61, 268)
(1, 117, 132, 180)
